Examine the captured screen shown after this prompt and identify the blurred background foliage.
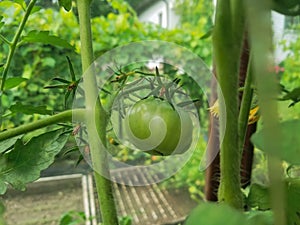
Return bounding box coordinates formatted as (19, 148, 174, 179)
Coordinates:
(0, 0, 213, 200)
(0, 0, 213, 128)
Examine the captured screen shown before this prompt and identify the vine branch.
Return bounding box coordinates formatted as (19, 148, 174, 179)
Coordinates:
(0, 109, 85, 142)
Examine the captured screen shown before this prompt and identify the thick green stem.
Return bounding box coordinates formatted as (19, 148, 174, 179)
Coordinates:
(246, 1, 286, 225)
(0, 109, 85, 142)
(76, 1, 119, 225)
(238, 60, 253, 154)
(213, 0, 245, 208)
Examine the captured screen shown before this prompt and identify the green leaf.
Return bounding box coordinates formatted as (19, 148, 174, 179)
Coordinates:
(59, 210, 86, 225)
(22, 31, 74, 49)
(279, 87, 300, 107)
(31, 6, 41, 14)
(10, 102, 52, 115)
(58, 0, 72, 11)
(0, 16, 4, 29)
(286, 178, 300, 225)
(246, 211, 274, 225)
(246, 179, 300, 225)
(66, 56, 76, 81)
(41, 57, 56, 68)
(119, 216, 132, 225)
(3, 77, 27, 90)
(200, 27, 213, 40)
(251, 119, 300, 165)
(185, 203, 247, 225)
(14, 0, 26, 10)
(44, 84, 68, 89)
(0, 135, 23, 154)
(247, 184, 271, 210)
(0, 129, 70, 194)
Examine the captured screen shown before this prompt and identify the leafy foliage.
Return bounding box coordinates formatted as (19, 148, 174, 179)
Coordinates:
(0, 0, 212, 130)
(22, 30, 74, 49)
(247, 183, 271, 210)
(0, 135, 23, 154)
(2, 77, 27, 91)
(9, 102, 52, 115)
(246, 179, 300, 225)
(59, 210, 86, 225)
(185, 202, 273, 225)
(251, 119, 300, 165)
(185, 203, 247, 225)
(0, 129, 70, 194)
(58, 0, 72, 12)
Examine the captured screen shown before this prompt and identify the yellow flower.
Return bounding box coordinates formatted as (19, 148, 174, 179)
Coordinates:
(208, 100, 260, 124)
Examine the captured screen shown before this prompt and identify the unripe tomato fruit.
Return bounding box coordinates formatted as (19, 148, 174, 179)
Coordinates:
(124, 97, 193, 156)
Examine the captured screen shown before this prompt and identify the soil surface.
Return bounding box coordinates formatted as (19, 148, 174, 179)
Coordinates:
(1, 165, 198, 225)
(1, 175, 84, 225)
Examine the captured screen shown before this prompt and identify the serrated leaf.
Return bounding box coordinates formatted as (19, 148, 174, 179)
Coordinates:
(247, 184, 271, 210)
(185, 203, 247, 225)
(0, 135, 23, 154)
(22, 30, 74, 49)
(251, 119, 300, 165)
(3, 77, 27, 90)
(0, 129, 70, 194)
(58, 0, 72, 11)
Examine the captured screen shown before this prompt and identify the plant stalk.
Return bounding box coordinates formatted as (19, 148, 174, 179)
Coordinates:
(0, 34, 11, 46)
(0, 0, 37, 91)
(213, 0, 245, 208)
(0, 109, 85, 142)
(246, 0, 286, 225)
(238, 59, 253, 154)
(76, 1, 119, 224)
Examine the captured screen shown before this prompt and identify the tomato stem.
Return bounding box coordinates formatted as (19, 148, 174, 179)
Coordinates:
(76, 1, 119, 224)
(213, 0, 245, 209)
(0, 109, 86, 142)
(238, 58, 253, 154)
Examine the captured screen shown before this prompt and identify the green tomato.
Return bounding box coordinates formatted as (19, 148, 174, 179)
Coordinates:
(124, 97, 193, 156)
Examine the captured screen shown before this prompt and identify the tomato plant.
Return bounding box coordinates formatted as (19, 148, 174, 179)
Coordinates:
(124, 96, 193, 156)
